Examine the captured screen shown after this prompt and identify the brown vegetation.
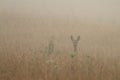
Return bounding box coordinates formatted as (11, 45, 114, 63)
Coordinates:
(0, 13, 120, 80)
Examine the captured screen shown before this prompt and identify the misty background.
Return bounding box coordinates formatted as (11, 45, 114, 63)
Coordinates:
(0, 0, 120, 24)
(0, 0, 120, 56)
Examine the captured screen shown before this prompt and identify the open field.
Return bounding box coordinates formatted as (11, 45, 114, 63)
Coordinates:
(0, 13, 120, 80)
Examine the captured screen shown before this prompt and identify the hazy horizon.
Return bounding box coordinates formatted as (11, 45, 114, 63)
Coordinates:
(0, 0, 120, 25)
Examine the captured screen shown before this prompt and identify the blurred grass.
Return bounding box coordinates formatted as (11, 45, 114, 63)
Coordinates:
(0, 13, 120, 80)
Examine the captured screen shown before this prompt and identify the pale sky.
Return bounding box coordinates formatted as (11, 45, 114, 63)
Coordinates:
(0, 0, 120, 23)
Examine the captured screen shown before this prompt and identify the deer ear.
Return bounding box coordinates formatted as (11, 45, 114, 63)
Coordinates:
(77, 36, 80, 41)
(71, 35, 74, 41)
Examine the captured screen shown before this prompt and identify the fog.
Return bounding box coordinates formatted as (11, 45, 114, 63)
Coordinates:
(0, 1, 120, 80)
(0, 0, 120, 24)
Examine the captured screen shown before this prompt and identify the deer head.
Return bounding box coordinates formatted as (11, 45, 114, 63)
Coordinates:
(71, 35, 80, 53)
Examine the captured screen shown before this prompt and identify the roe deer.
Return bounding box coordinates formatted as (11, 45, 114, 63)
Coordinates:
(71, 35, 80, 53)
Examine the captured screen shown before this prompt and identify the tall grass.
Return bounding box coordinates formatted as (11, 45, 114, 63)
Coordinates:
(0, 46, 120, 80)
(0, 13, 120, 80)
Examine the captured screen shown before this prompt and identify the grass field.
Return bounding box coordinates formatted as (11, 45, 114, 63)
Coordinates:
(0, 13, 120, 80)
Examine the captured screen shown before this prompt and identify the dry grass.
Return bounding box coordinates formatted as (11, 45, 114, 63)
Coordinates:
(0, 13, 120, 80)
